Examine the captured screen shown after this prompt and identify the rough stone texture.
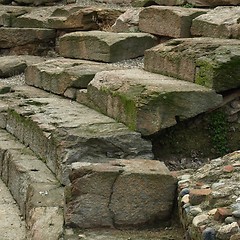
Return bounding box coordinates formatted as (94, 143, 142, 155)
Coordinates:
(59, 31, 157, 62)
(25, 58, 120, 95)
(177, 151, 240, 240)
(188, 0, 240, 7)
(132, 0, 186, 7)
(0, 27, 56, 48)
(3, 87, 152, 184)
(144, 37, 240, 92)
(139, 6, 207, 38)
(0, 55, 48, 78)
(66, 159, 177, 228)
(191, 7, 240, 39)
(87, 69, 222, 136)
(0, 6, 29, 27)
(111, 8, 142, 33)
(14, 0, 61, 6)
(12, 6, 122, 31)
(0, 128, 64, 239)
(0, 178, 26, 240)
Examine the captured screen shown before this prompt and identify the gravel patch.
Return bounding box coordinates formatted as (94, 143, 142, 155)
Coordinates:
(0, 73, 25, 86)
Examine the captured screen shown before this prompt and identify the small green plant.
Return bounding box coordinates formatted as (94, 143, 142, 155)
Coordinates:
(208, 111, 229, 155)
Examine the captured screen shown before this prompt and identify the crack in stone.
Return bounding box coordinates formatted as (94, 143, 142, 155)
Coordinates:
(107, 169, 123, 229)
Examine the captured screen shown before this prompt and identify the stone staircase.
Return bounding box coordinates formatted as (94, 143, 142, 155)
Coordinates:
(0, 0, 240, 239)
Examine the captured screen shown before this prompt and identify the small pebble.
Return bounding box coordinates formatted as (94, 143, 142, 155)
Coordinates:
(225, 216, 237, 224)
(232, 210, 240, 218)
(189, 206, 202, 216)
(181, 194, 190, 204)
(202, 227, 216, 240)
(179, 188, 190, 197)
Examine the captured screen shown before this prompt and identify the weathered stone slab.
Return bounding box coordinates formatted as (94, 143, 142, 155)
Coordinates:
(26, 183, 64, 240)
(0, 6, 28, 27)
(144, 38, 240, 92)
(87, 69, 222, 135)
(11, 7, 58, 28)
(66, 159, 177, 228)
(14, 0, 61, 6)
(111, 8, 142, 33)
(59, 31, 157, 62)
(0, 55, 47, 78)
(139, 6, 207, 38)
(0, 27, 56, 48)
(4, 90, 152, 184)
(187, 0, 240, 7)
(191, 7, 240, 39)
(132, 0, 186, 7)
(25, 58, 119, 95)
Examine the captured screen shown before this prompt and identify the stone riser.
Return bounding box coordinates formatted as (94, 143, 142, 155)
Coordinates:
(0, 128, 64, 240)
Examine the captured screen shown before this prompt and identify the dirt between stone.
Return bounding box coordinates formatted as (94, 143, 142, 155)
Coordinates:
(65, 226, 185, 240)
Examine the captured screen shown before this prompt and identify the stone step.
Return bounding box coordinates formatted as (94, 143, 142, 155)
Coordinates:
(59, 30, 157, 62)
(0, 55, 48, 78)
(0, 85, 152, 185)
(9, 5, 122, 31)
(0, 177, 26, 240)
(0, 27, 56, 55)
(0, 128, 64, 239)
(25, 57, 121, 98)
(82, 68, 222, 136)
(139, 6, 207, 38)
(191, 6, 240, 39)
(144, 37, 240, 92)
(66, 159, 177, 228)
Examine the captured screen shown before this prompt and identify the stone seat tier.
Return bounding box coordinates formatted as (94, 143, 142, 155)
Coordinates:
(25, 57, 121, 98)
(59, 30, 157, 63)
(0, 128, 64, 239)
(0, 85, 152, 185)
(82, 68, 222, 136)
(144, 37, 240, 92)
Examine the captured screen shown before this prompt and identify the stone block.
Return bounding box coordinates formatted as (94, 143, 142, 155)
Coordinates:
(189, 188, 212, 205)
(87, 69, 222, 135)
(214, 207, 232, 222)
(139, 6, 207, 38)
(191, 7, 240, 39)
(59, 31, 157, 62)
(65, 159, 177, 228)
(0, 27, 56, 48)
(187, 0, 240, 7)
(144, 37, 240, 92)
(25, 58, 119, 95)
(132, 0, 186, 7)
(6, 96, 153, 185)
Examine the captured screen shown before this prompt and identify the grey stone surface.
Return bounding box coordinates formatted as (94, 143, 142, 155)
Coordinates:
(191, 6, 240, 39)
(144, 37, 240, 92)
(188, 0, 240, 7)
(14, 0, 61, 6)
(25, 58, 120, 95)
(112, 8, 142, 33)
(87, 68, 222, 135)
(0, 27, 56, 48)
(3, 87, 152, 184)
(139, 6, 207, 38)
(0, 178, 26, 240)
(66, 159, 177, 228)
(59, 30, 157, 62)
(0, 55, 47, 78)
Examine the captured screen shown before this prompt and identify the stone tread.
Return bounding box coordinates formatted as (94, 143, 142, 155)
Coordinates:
(0, 85, 152, 185)
(0, 178, 26, 240)
(0, 127, 64, 239)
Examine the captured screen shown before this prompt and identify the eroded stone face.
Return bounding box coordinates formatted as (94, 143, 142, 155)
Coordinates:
(191, 7, 240, 39)
(144, 37, 240, 92)
(66, 159, 177, 228)
(87, 68, 222, 135)
(139, 6, 207, 38)
(59, 30, 157, 62)
(187, 0, 240, 7)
